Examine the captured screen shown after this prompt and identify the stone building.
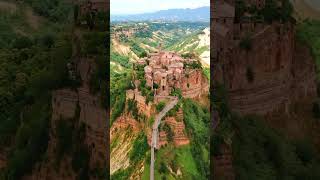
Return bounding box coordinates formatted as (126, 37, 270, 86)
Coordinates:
(125, 47, 208, 118)
(142, 49, 208, 98)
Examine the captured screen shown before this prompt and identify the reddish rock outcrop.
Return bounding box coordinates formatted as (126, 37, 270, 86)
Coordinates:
(164, 116, 190, 146)
(0, 150, 7, 170)
(147, 109, 190, 148)
(213, 144, 235, 180)
(111, 115, 140, 135)
(212, 0, 318, 179)
(126, 89, 152, 118)
(212, 0, 317, 115)
(28, 58, 107, 180)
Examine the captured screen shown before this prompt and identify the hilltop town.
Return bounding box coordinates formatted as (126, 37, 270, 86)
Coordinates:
(125, 47, 208, 141)
(110, 23, 210, 178)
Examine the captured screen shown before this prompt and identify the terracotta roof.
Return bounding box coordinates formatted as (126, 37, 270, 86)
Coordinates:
(168, 63, 184, 68)
(213, 2, 235, 18)
(144, 66, 152, 73)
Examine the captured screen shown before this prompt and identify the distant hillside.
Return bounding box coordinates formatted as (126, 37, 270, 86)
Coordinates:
(110, 22, 209, 71)
(291, 0, 320, 20)
(111, 6, 210, 22)
(167, 28, 210, 66)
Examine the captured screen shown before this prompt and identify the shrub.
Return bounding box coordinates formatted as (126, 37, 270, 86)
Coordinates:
(294, 140, 315, 164)
(12, 36, 33, 49)
(235, 0, 246, 22)
(163, 123, 174, 142)
(170, 88, 182, 99)
(56, 119, 73, 162)
(183, 99, 210, 177)
(110, 92, 126, 125)
(129, 133, 148, 164)
(153, 83, 159, 89)
(159, 161, 168, 174)
(239, 34, 252, 51)
(156, 101, 166, 112)
(313, 101, 320, 119)
(212, 135, 224, 157)
(127, 99, 140, 120)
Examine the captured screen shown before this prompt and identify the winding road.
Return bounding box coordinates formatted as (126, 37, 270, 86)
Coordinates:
(150, 97, 178, 180)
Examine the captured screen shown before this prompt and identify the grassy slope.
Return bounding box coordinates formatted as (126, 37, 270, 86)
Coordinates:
(166, 30, 208, 55)
(152, 145, 200, 180)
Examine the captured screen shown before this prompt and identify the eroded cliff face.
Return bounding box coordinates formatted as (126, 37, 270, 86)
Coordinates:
(0, 150, 7, 170)
(110, 122, 138, 175)
(181, 69, 210, 99)
(213, 144, 235, 180)
(212, 0, 317, 116)
(25, 58, 107, 180)
(228, 23, 295, 114)
(212, 1, 320, 180)
(218, 22, 317, 115)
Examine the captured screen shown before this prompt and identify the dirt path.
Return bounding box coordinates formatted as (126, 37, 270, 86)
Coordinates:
(150, 97, 178, 180)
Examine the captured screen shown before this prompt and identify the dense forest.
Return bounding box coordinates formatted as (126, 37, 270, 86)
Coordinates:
(0, 1, 74, 178)
(0, 0, 107, 179)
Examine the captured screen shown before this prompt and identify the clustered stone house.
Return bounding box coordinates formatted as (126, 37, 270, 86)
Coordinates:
(123, 48, 208, 147)
(126, 49, 208, 116)
(142, 50, 208, 98)
(212, 0, 317, 115)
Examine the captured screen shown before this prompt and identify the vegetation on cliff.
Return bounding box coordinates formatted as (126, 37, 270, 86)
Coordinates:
(24, 0, 72, 22)
(296, 20, 320, 80)
(183, 99, 210, 179)
(212, 83, 320, 179)
(0, 2, 75, 178)
(1, 0, 108, 178)
(235, 0, 293, 23)
(110, 21, 210, 179)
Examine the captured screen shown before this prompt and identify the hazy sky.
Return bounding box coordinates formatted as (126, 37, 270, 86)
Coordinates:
(111, 0, 210, 15)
